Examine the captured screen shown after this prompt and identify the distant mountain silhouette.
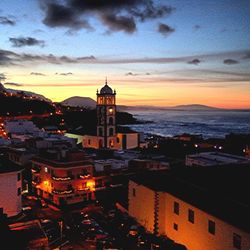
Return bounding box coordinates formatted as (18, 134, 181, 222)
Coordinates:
(120, 104, 222, 111)
(170, 104, 220, 110)
(61, 96, 96, 109)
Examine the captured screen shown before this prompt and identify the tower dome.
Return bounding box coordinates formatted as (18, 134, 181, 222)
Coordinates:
(100, 79, 113, 94)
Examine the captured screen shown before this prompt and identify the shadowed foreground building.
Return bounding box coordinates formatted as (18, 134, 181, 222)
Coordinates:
(128, 167, 250, 250)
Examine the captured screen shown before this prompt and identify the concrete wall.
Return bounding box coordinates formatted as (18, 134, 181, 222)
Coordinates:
(0, 171, 22, 217)
(128, 181, 250, 250)
(128, 181, 155, 233)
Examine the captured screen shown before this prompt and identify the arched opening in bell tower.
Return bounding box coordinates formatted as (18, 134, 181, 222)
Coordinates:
(109, 128, 114, 136)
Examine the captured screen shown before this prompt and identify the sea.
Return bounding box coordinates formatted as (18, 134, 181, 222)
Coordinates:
(125, 109, 250, 139)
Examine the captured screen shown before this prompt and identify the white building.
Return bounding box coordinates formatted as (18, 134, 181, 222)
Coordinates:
(4, 120, 43, 138)
(0, 163, 23, 217)
(94, 159, 127, 173)
(185, 152, 250, 167)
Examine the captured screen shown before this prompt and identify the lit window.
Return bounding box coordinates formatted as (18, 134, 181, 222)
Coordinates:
(188, 209, 195, 223)
(108, 107, 113, 114)
(233, 233, 241, 250)
(208, 220, 215, 235)
(174, 202, 179, 215)
(173, 223, 178, 231)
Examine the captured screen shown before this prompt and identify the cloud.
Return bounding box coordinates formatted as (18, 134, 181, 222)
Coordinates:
(125, 72, 151, 76)
(40, 0, 174, 33)
(242, 53, 250, 60)
(42, 2, 92, 30)
(9, 37, 45, 47)
(158, 23, 175, 36)
(188, 59, 201, 65)
(193, 25, 201, 31)
(0, 48, 249, 67)
(223, 59, 239, 65)
(0, 16, 15, 25)
(59, 72, 73, 76)
(0, 49, 96, 66)
(0, 73, 6, 81)
(4, 82, 23, 87)
(100, 13, 136, 33)
(30, 72, 46, 76)
(125, 72, 138, 76)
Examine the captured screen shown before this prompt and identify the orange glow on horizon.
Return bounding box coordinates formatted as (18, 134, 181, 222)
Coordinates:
(4, 72, 250, 109)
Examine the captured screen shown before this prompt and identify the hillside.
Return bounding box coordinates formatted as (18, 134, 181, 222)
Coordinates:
(61, 96, 96, 109)
(0, 92, 55, 116)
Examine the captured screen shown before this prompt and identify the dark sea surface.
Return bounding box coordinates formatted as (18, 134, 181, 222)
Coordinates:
(126, 109, 250, 138)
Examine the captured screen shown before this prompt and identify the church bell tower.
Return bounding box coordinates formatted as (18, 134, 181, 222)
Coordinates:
(96, 79, 116, 148)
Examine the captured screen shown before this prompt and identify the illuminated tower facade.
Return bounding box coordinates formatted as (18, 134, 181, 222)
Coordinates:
(96, 80, 116, 148)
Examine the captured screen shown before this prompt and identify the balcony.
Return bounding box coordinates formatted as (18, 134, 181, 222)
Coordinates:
(78, 173, 91, 179)
(52, 189, 74, 195)
(76, 188, 90, 193)
(52, 175, 73, 181)
(31, 168, 40, 175)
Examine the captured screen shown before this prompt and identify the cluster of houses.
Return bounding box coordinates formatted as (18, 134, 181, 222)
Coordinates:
(1, 82, 250, 250)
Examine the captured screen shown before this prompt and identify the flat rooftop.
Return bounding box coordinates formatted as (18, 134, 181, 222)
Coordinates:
(0, 161, 23, 174)
(188, 152, 250, 164)
(9, 220, 47, 245)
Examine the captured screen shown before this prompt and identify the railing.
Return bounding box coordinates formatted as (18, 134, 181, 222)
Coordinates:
(78, 174, 91, 179)
(52, 189, 73, 195)
(31, 168, 40, 174)
(52, 175, 73, 181)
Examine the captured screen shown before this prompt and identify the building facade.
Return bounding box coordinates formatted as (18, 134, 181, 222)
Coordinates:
(128, 172, 250, 250)
(31, 150, 96, 206)
(0, 164, 23, 217)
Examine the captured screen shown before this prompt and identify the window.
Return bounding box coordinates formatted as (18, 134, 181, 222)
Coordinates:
(17, 187, 21, 196)
(109, 128, 114, 136)
(109, 139, 114, 147)
(98, 127, 103, 136)
(188, 209, 194, 223)
(44, 167, 48, 173)
(208, 220, 215, 235)
(132, 188, 136, 197)
(108, 107, 113, 114)
(109, 117, 114, 125)
(174, 202, 179, 215)
(173, 223, 178, 231)
(17, 173, 21, 181)
(88, 139, 91, 145)
(233, 233, 241, 250)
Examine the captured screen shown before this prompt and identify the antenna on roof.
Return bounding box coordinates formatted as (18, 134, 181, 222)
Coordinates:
(105, 76, 107, 85)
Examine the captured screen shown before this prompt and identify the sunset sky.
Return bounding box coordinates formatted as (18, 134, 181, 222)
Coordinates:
(0, 0, 250, 108)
